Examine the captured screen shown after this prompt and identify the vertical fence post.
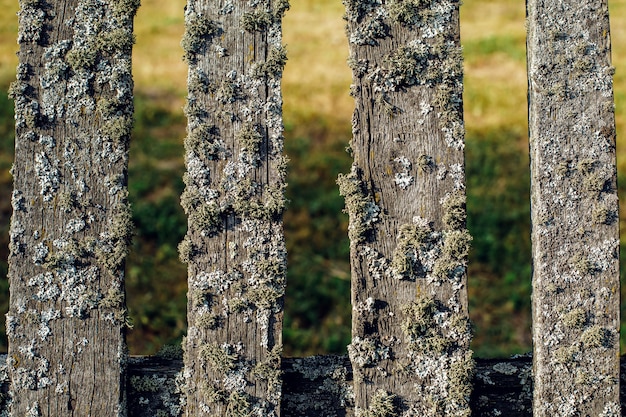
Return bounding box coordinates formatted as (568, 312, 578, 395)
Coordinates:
(342, 0, 473, 414)
(179, 0, 288, 415)
(7, 0, 138, 415)
(527, 0, 620, 415)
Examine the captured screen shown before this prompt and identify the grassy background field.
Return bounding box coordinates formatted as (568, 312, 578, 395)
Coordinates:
(0, 0, 625, 358)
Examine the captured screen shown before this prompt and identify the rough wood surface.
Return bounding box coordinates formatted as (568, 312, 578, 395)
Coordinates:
(527, 0, 620, 416)
(341, 0, 472, 415)
(5, 354, 626, 416)
(179, 0, 289, 415)
(7, 0, 138, 415)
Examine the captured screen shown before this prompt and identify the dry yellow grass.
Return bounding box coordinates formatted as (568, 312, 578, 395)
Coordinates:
(2, 0, 623, 145)
(282, 0, 353, 130)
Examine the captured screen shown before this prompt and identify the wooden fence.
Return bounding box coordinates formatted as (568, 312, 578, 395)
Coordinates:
(1, 0, 622, 415)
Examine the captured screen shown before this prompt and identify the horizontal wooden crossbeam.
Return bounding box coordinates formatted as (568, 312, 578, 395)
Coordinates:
(2, 354, 625, 416)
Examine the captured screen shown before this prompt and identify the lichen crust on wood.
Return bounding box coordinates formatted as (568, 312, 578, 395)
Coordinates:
(7, 0, 139, 415)
(180, 0, 289, 415)
(341, 0, 472, 415)
(527, 0, 620, 415)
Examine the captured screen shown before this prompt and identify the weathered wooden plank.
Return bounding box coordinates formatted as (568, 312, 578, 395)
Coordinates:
(527, 0, 620, 415)
(341, 0, 473, 415)
(2, 354, 599, 417)
(179, 0, 289, 415)
(7, 0, 138, 415)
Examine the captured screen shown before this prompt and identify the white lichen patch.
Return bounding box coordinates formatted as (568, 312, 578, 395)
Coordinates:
(348, 336, 390, 368)
(338, 164, 381, 246)
(492, 362, 517, 375)
(34, 152, 60, 202)
(393, 156, 413, 189)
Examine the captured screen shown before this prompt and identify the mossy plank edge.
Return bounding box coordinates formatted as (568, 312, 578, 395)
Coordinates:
(7, 0, 138, 415)
(527, 0, 620, 415)
(8, 354, 626, 416)
(342, 0, 472, 414)
(180, 0, 288, 415)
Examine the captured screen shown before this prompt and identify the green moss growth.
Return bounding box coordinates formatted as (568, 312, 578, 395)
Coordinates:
(237, 123, 263, 154)
(359, 389, 396, 417)
(156, 344, 183, 360)
(553, 346, 575, 364)
(97, 201, 133, 272)
(431, 229, 471, 281)
(197, 313, 221, 330)
(98, 29, 135, 54)
(185, 124, 220, 155)
(192, 202, 223, 235)
(101, 115, 133, 144)
(241, 10, 273, 32)
(253, 46, 288, 79)
(273, 0, 290, 19)
(581, 325, 611, 348)
(200, 343, 238, 373)
(583, 171, 608, 193)
(99, 287, 125, 309)
(97, 97, 124, 119)
(263, 182, 287, 218)
(182, 14, 220, 62)
(447, 351, 474, 409)
(228, 297, 250, 313)
(253, 344, 282, 394)
(178, 235, 195, 264)
(388, 0, 433, 27)
(563, 308, 587, 329)
(577, 158, 597, 175)
(199, 383, 224, 406)
(179, 183, 201, 213)
(57, 191, 77, 213)
(337, 165, 379, 245)
(441, 230, 472, 261)
(112, 0, 141, 17)
(570, 252, 595, 275)
(130, 375, 161, 393)
(7, 81, 29, 99)
(441, 191, 466, 230)
(381, 45, 429, 89)
(592, 204, 611, 224)
(417, 154, 434, 172)
(248, 285, 284, 310)
(65, 48, 98, 72)
(226, 391, 252, 417)
(216, 80, 243, 105)
(391, 221, 431, 279)
(401, 295, 464, 355)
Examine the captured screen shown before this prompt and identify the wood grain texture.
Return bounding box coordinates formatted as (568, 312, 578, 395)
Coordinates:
(14, 354, 626, 416)
(341, 0, 473, 415)
(7, 0, 138, 415)
(179, 0, 288, 415)
(527, 0, 620, 415)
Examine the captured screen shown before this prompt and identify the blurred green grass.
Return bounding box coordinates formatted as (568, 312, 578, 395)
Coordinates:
(0, 0, 625, 358)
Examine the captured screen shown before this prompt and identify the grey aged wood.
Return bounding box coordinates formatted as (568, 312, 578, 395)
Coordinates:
(527, 0, 620, 415)
(12, 354, 626, 417)
(179, 0, 289, 415)
(7, 0, 138, 415)
(341, 0, 472, 415)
